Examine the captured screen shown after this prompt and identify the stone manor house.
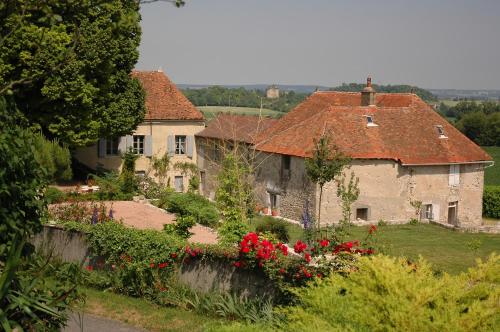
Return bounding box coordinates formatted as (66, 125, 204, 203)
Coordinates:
(75, 71, 493, 227)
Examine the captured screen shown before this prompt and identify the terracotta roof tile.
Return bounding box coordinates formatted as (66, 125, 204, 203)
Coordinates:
(196, 114, 278, 144)
(132, 70, 203, 121)
(256, 91, 492, 165)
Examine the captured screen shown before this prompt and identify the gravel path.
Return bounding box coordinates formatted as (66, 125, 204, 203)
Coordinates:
(64, 312, 147, 332)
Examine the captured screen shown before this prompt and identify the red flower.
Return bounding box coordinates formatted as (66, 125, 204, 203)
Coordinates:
(294, 240, 307, 253)
(369, 225, 377, 234)
(258, 261, 264, 268)
(233, 261, 242, 268)
(345, 242, 353, 248)
(319, 239, 330, 247)
(316, 273, 322, 278)
(170, 253, 177, 259)
(150, 263, 155, 268)
(304, 253, 311, 263)
(85, 265, 93, 271)
(279, 268, 286, 274)
(241, 246, 250, 254)
(158, 262, 168, 269)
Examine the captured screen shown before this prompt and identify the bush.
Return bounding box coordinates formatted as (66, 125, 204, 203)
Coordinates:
(45, 186, 66, 204)
(279, 254, 500, 331)
(33, 132, 72, 182)
(483, 186, 500, 219)
(164, 215, 196, 239)
(159, 192, 219, 227)
(254, 217, 290, 243)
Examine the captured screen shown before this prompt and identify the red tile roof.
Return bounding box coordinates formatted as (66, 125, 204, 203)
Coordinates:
(132, 70, 203, 121)
(256, 91, 492, 165)
(196, 114, 278, 144)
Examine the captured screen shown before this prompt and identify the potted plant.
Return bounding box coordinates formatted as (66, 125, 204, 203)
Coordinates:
(262, 207, 270, 215)
(271, 208, 279, 216)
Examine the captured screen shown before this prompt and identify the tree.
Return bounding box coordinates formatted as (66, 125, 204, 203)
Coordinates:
(0, 1, 146, 146)
(336, 172, 360, 226)
(305, 133, 350, 231)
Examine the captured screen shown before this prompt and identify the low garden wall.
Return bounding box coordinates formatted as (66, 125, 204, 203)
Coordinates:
(32, 225, 276, 298)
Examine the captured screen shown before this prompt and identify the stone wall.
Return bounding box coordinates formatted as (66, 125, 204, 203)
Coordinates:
(254, 153, 316, 221)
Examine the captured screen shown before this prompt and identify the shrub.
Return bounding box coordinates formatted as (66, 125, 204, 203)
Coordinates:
(160, 192, 219, 227)
(45, 186, 66, 204)
(279, 254, 500, 331)
(409, 218, 419, 225)
(164, 215, 196, 239)
(254, 217, 290, 243)
(33, 132, 72, 182)
(483, 186, 500, 219)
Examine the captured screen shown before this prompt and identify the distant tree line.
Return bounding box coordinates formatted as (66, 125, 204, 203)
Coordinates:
(439, 101, 500, 146)
(182, 86, 309, 113)
(330, 83, 438, 102)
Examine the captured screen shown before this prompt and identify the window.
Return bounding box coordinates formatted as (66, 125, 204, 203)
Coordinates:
(436, 125, 447, 138)
(281, 155, 291, 180)
(106, 138, 119, 155)
(133, 135, 145, 155)
(448, 201, 458, 225)
(270, 193, 278, 209)
(356, 208, 368, 221)
(449, 164, 460, 187)
(174, 176, 184, 192)
(365, 115, 378, 127)
(423, 204, 433, 220)
(175, 135, 186, 155)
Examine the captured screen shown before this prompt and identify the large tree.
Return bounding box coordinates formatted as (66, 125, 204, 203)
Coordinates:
(0, 0, 146, 146)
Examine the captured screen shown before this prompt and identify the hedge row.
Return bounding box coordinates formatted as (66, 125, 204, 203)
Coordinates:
(483, 186, 500, 219)
(158, 192, 219, 227)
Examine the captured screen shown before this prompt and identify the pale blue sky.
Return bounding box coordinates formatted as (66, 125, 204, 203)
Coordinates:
(137, 0, 500, 89)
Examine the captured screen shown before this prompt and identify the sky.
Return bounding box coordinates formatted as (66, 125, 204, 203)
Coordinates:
(137, 0, 500, 90)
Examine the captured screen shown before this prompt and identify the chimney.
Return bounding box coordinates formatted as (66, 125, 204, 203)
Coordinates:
(361, 76, 376, 106)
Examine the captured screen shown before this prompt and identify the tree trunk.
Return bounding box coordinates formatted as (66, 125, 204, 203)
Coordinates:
(318, 185, 323, 236)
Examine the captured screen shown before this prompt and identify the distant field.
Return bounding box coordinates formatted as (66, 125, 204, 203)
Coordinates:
(439, 99, 460, 107)
(198, 106, 283, 120)
(483, 146, 500, 186)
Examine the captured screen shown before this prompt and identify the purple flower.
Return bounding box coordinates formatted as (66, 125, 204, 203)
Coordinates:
(91, 207, 98, 225)
(109, 208, 114, 220)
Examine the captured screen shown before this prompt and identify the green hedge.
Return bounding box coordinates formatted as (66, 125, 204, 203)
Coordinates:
(483, 186, 500, 219)
(253, 216, 290, 243)
(159, 192, 219, 227)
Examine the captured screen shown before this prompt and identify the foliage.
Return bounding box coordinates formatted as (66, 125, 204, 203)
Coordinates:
(278, 254, 499, 332)
(216, 153, 254, 243)
(164, 216, 196, 239)
(183, 86, 309, 113)
(0, 0, 146, 146)
(253, 217, 290, 243)
(0, 101, 79, 330)
(410, 199, 423, 221)
(174, 161, 200, 192)
(331, 82, 437, 101)
(455, 111, 500, 146)
(483, 146, 500, 186)
(120, 148, 139, 194)
(89, 171, 133, 201)
(483, 186, 500, 219)
(150, 153, 171, 185)
(33, 132, 72, 182)
(138, 175, 171, 199)
(48, 200, 114, 225)
(336, 172, 360, 225)
(305, 133, 350, 227)
(158, 192, 219, 227)
(44, 186, 66, 204)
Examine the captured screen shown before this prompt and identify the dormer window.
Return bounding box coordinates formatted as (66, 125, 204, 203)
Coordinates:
(436, 125, 447, 138)
(365, 115, 378, 127)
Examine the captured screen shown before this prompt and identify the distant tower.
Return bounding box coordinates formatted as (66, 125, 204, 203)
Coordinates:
(266, 85, 280, 99)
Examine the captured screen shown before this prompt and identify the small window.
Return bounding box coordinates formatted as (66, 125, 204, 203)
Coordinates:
(423, 204, 433, 220)
(449, 164, 460, 187)
(175, 135, 186, 155)
(133, 135, 145, 155)
(356, 208, 368, 221)
(174, 176, 184, 192)
(365, 115, 378, 127)
(281, 155, 291, 179)
(436, 125, 447, 138)
(106, 138, 119, 155)
(270, 193, 278, 209)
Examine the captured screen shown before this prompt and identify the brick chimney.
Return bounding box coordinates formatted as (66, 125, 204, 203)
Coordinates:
(361, 76, 376, 106)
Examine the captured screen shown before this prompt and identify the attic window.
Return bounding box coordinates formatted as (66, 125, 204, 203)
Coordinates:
(436, 125, 447, 139)
(364, 115, 378, 127)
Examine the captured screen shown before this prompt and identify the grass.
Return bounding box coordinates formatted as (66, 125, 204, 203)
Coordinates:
(483, 146, 500, 186)
(198, 106, 283, 120)
(78, 287, 223, 332)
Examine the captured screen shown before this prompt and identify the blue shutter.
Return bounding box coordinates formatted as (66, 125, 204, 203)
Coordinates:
(167, 135, 175, 157)
(98, 139, 106, 158)
(145, 135, 153, 157)
(186, 136, 193, 158)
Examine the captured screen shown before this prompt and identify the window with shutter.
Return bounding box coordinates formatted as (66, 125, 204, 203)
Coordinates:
(449, 165, 460, 187)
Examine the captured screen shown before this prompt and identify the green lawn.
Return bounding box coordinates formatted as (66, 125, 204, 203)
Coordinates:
(483, 146, 500, 186)
(79, 287, 223, 332)
(198, 106, 283, 120)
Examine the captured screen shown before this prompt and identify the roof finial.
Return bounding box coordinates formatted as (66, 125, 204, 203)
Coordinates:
(158, 66, 163, 72)
(367, 76, 372, 88)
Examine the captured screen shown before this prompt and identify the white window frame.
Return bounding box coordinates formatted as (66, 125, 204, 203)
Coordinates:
(133, 135, 145, 155)
(175, 135, 187, 155)
(449, 164, 460, 187)
(423, 204, 433, 220)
